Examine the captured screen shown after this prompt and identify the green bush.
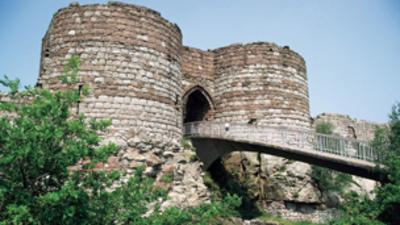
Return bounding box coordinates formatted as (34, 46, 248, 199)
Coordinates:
(330, 103, 400, 225)
(160, 171, 174, 184)
(315, 122, 334, 135)
(312, 122, 353, 195)
(311, 166, 353, 194)
(0, 58, 118, 224)
(180, 137, 192, 149)
(0, 57, 241, 224)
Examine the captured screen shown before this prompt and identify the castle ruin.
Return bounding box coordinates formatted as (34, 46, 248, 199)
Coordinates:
(0, 2, 384, 222)
(38, 2, 310, 140)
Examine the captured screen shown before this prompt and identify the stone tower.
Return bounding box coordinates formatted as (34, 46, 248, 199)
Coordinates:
(38, 2, 311, 141)
(38, 2, 183, 140)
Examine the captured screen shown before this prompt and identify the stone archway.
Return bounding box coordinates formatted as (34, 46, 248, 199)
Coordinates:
(182, 86, 214, 123)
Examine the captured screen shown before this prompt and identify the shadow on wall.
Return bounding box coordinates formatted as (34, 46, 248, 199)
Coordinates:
(207, 158, 262, 219)
(183, 86, 214, 123)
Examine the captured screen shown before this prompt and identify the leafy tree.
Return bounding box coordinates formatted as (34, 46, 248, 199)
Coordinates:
(0, 57, 118, 224)
(312, 122, 353, 195)
(373, 103, 400, 224)
(370, 127, 390, 163)
(315, 122, 334, 135)
(332, 103, 400, 225)
(0, 57, 241, 224)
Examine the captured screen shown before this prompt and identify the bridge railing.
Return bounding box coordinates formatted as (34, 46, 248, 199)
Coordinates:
(183, 121, 378, 162)
(314, 133, 377, 162)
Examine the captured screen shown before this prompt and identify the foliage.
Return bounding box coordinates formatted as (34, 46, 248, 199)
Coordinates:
(312, 122, 353, 195)
(180, 137, 192, 149)
(59, 55, 80, 84)
(370, 127, 390, 163)
(146, 194, 241, 225)
(0, 57, 241, 224)
(258, 213, 319, 225)
(160, 171, 174, 184)
(311, 166, 353, 194)
(205, 160, 262, 219)
(331, 102, 400, 225)
(203, 172, 223, 200)
(0, 75, 20, 95)
(315, 122, 334, 135)
(0, 57, 117, 224)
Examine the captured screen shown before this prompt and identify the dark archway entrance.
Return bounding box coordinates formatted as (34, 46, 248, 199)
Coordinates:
(183, 86, 214, 123)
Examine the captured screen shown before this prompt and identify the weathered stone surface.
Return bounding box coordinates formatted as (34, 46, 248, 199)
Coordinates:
(212, 43, 310, 130)
(313, 113, 385, 142)
(221, 146, 378, 223)
(159, 148, 210, 209)
(223, 152, 321, 203)
(0, 2, 384, 223)
(313, 113, 381, 195)
(39, 2, 183, 140)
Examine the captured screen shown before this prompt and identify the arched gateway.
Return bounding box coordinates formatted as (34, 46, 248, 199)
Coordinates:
(182, 86, 215, 123)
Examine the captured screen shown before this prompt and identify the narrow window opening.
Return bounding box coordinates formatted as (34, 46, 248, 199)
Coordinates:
(44, 49, 50, 57)
(167, 54, 174, 62)
(248, 118, 257, 125)
(175, 94, 180, 110)
(77, 84, 83, 115)
(175, 94, 179, 105)
(347, 126, 357, 139)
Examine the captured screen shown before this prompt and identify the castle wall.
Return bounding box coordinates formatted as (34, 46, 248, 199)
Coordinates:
(38, 2, 183, 139)
(213, 43, 311, 130)
(0, 93, 10, 117)
(37, 2, 313, 137)
(313, 113, 383, 142)
(0, 2, 384, 222)
(0, 93, 10, 103)
(181, 46, 215, 96)
(0, 93, 31, 105)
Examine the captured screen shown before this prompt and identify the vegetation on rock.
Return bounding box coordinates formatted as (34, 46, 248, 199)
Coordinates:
(330, 103, 400, 225)
(0, 58, 241, 224)
(312, 123, 353, 197)
(3, 56, 398, 224)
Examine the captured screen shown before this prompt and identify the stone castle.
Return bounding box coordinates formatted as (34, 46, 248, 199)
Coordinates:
(0, 2, 384, 222)
(37, 2, 310, 140)
(28, 1, 380, 142)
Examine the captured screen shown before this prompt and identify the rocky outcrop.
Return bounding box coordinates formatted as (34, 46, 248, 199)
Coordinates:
(222, 152, 321, 203)
(219, 150, 376, 223)
(90, 130, 211, 209)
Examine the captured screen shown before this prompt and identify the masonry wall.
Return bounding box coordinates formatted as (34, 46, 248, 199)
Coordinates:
(37, 2, 313, 138)
(0, 2, 382, 222)
(0, 93, 11, 117)
(213, 43, 311, 130)
(0, 93, 31, 105)
(38, 2, 183, 139)
(0, 93, 11, 103)
(181, 46, 215, 95)
(313, 113, 384, 142)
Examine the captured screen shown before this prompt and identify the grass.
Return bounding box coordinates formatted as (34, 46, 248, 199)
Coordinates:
(257, 213, 320, 225)
(160, 171, 174, 184)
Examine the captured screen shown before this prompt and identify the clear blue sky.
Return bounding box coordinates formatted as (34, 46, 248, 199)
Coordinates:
(0, 0, 399, 123)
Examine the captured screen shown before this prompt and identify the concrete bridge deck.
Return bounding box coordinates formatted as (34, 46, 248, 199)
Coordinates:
(184, 122, 384, 181)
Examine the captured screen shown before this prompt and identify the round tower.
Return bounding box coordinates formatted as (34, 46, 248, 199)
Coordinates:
(213, 42, 310, 130)
(38, 2, 183, 139)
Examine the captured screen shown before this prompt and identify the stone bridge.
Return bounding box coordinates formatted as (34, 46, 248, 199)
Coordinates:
(184, 122, 384, 181)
